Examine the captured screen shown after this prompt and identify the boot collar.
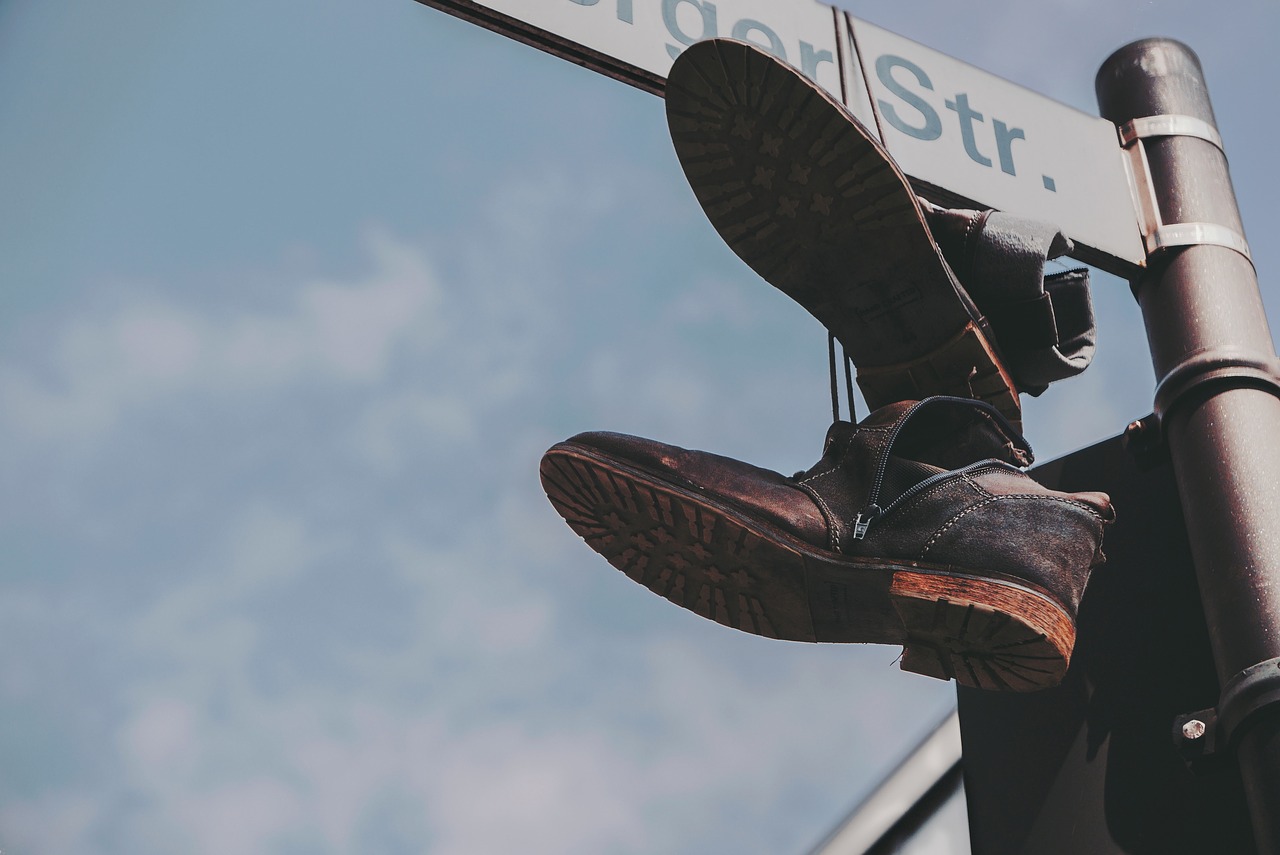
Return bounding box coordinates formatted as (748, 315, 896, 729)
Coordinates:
(821, 396, 1032, 470)
(800, 397, 1033, 549)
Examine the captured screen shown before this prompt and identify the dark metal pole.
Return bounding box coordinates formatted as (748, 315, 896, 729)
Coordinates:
(1097, 40, 1280, 851)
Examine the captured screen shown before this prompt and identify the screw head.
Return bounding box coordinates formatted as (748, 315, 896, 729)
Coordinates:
(1182, 719, 1207, 740)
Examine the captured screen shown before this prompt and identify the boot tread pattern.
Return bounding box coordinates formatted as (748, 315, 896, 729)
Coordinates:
(540, 450, 808, 640)
(891, 572, 1073, 691)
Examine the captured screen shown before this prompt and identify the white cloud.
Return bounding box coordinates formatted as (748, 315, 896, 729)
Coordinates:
(130, 503, 318, 650)
(0, 168, 950, 855)
(79, 632, 942, 855)
(0, 793, 101, 855)
(425, 725, 649, 855)
(0, 304, 204, 440)
(354, 390, 478, 473)
(124, 698, 198, 782)
(173, 777, 305, 853)
(222, 231, 442, 385)
(0, 229, 442, 446)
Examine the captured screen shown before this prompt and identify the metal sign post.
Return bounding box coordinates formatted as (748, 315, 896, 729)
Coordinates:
(958, 38, 1280, 854)
(1097, 38, 1280, 851)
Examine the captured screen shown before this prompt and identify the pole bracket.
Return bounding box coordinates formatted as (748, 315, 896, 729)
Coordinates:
(1122, 413, 1168, 469)
(1117, 113, 1253, 266)
(1174, 656, 1280, 770)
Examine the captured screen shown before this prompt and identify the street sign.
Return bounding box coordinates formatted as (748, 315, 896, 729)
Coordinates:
(416, 0, 1146, 274)
(417, 0, 848, 99)
(850, 19, 1143, 272)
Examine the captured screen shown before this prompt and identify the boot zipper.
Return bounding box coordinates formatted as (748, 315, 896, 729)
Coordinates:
(856, 399, 932, 537)
(852, 506, 882, 540)
(850, 396, 1028, 541)
(852, 460, 1011, 540)
(850, 396, 924, 542)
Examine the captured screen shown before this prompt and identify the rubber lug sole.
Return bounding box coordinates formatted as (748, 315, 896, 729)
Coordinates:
(541, 444, 1073, 692)
(666, 39, 1022, 429)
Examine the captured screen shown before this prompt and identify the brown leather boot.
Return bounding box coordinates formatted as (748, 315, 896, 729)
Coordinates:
(541, 397, 1114, 692)
(666, 38, 1021, 427)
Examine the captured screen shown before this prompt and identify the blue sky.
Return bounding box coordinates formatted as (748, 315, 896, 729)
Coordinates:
(0, 1, 1277, 853)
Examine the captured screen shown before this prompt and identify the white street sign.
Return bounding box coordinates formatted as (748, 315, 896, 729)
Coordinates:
(421, 0, 849, 103)
(850, 19, 1142, 269)
(418, 0, 1145, 272)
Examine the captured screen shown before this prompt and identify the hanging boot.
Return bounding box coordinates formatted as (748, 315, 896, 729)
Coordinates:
(540, 396, 1113, 692)
(667, 39, 1032, 426)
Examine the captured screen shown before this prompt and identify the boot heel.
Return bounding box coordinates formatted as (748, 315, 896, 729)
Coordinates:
(890, 571, 1075, 692)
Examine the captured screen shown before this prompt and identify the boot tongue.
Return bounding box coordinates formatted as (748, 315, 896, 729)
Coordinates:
(885, 397, 1033, 471)
(817, 402, 911, 454)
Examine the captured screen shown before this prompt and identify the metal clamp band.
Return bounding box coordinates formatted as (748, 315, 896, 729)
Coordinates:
(1146, 222, 1253, 262)
(1119, 114, 1225, 153)
(1220, 656, 1280, 745)
(1118, 113, 1253, 268)
(1153, 348, 1280, 421)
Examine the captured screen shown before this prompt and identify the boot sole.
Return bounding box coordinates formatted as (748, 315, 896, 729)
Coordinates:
(665, 40, 1021, 428)
(541, 443, 1073, 692)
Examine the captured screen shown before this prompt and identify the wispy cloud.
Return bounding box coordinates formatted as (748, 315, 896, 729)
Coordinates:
(0, 225, 952, 854)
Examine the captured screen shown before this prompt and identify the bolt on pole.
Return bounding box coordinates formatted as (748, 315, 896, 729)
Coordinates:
(1097, 39, 1280, 851)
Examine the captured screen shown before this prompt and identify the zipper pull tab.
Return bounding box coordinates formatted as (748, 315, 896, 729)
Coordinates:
(852, 505, 881, 540)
